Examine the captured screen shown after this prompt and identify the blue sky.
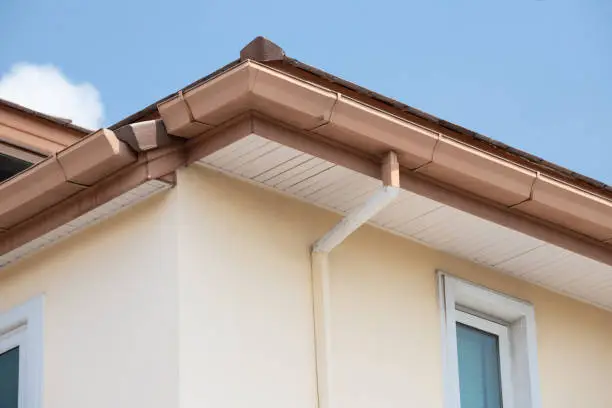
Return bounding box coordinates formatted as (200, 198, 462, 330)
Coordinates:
(1, 0, 610, 183)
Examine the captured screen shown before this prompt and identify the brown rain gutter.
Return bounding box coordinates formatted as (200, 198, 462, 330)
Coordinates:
(157, 54, 612, 265)
(0, 120, 183, 256)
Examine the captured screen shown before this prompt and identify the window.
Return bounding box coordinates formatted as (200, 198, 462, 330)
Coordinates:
(0, 153, 31, 182)
(0, 141, 45, 182)
(0, 297, 43, 408)
(455, 311, 512, 408)
(438, 273, 541, 408)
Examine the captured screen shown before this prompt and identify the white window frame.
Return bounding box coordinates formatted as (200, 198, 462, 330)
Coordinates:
(455, 310, 513, 408)
(438, 272, 541, 408)
(0, 296, 44, 408)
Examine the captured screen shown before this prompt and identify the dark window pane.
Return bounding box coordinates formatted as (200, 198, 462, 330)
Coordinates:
(456, 323, 502, 408)
(0, 153, 31, 182)
(0, 346, 19, 408)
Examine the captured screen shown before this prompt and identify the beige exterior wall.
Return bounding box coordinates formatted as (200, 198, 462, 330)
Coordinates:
(177, 165, 612, 408)
(0, 192, 180, 408)
(0, 164, 611, 408)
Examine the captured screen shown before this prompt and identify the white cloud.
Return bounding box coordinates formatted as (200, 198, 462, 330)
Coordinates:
(0, 63, 104, 129)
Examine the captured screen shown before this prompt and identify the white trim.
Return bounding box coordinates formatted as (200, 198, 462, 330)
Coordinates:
(313, 185, 399, 253)
(0, 180, 170, 268)
(310, 251, 334, 408)
(438, 272, 541, 408)
(0, 295, 44, 408)
(310, 183, 399, 408)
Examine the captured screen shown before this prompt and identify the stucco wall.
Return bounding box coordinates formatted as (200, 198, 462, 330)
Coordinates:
(1, 163, 611, 408)
(178, 165, 612, 408)
(0, 192, 180, 408)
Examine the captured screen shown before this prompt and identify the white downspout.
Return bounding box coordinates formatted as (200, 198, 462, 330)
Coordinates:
(310, 151, 400, 408)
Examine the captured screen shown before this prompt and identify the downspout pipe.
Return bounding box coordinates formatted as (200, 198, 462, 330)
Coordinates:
(310, 151, 400, 408)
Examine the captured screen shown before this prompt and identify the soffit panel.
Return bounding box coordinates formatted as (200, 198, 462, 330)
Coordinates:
(197, 134, 612, 311)
(0, 180, 170, 268)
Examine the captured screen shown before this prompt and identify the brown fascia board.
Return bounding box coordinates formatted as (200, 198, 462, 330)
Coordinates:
(0, 117, 261, 257)
(197, 113, 612, 266)
(0, 130, 135, 229)
(0, 101, 87, 156)
(0, 99, 91, 135)
(203, 114, 612, 266)
(109, 59, 243, 131)
(0, 120, 180, 233)
(0, 141, 46, 164)
(255, 36, 609, 198)
(156, 52, 612, 247)
(117, 37, 611, 200)
(2, 111, 611, 268)
(0, 146, 184, 256)
(269, 58, 612, 198)
(4, 37, 610, 267)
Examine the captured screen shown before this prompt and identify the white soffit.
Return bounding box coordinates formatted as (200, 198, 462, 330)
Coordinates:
(198, 134, 612, 311)
(0, 180, 170, 268)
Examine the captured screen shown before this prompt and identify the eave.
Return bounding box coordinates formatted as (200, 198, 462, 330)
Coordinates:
(155, 50, 612, 260)
(0, 37, 611, 311)
(0, 98, 88, 155)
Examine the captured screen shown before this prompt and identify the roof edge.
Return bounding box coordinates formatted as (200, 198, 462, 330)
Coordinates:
(4, 37, 609, 268)
(156, 58, 612, 247)
(0, 98, 91, 135)
(106, 37, 610, 200)
(0, 119, 182, 236)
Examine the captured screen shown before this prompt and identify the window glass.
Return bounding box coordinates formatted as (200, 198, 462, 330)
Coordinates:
(0, 153, 31, 182)
(456, 323, 502, 408)
(0, 346, 19, 408)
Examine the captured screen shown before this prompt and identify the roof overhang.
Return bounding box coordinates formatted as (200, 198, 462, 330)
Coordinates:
(0, 120, 183, 264)
(0, 99, 87, 155)
(189, 117, 612, 310)
(1, 37, 611, 311)
(157, 59, 612, 258)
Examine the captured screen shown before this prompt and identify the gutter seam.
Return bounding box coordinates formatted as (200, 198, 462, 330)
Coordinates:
(279, 56, 612, 198)
(155, 53, 612, 248)
(54, 152, 91, 188)
(179, 90, 214, 128)
(509, 171, 540, 209)
(412, 132, 443, 172)
(307, 92, 342, 133)
(248, 62, 260, 92)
